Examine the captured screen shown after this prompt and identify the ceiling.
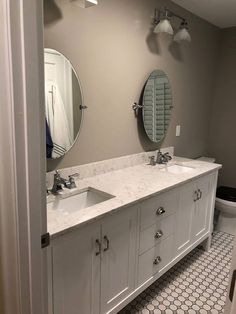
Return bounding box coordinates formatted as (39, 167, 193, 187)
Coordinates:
(171, 0, 236, 28)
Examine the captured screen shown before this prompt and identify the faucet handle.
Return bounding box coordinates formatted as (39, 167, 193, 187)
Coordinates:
(148, 156, 156, 166)
(68, 173, 79, 189)
(163, 152, 172, 161)
(69, 173, 80, 179)
(54, 170, 61, 178)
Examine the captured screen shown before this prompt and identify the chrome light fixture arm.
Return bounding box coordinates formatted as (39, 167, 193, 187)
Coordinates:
(154, 8, 186, 25)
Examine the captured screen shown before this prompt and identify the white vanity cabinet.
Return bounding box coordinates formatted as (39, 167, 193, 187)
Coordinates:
(175, 173, 217, 257)
(137, 172, 218, 289)
(192, 175, 213, 241)
(50, 223, 101, 314)
(100, 207, 137, 313)
(49, 205, 137, 314)
(48, 169, 218, 314)
(137, 188, 179, 286)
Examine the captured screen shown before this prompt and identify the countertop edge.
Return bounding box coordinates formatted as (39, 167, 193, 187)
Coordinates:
(49, 165, 221, 240)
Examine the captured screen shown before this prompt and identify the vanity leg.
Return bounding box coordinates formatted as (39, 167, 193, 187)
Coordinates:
(201, 235, 212, 252)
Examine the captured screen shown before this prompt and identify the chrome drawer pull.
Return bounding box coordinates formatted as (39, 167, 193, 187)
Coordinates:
(95, 239, 101, 256)
(153, 256, 162, 265)
(156, 207, 165, 215)
(154, 230, 163, 239)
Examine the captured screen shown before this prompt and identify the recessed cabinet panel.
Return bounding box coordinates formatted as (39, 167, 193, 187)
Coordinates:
(192, 175, 211, 241)
(175, 174, 213, 257)
(100, 207, 137, 313)
(139, 213, 175, 255)
(52, 224, 100, 314)
(138, 235, 174, 286)
(175, 181, 195, 256)
(140, 189, 178, 230)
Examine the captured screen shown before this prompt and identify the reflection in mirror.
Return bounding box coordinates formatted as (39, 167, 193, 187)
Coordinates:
(142, 70, 173, 143)
(44, 48, 83, 159)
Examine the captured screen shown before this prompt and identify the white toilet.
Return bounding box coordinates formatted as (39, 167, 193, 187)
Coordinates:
(196, 156, 236, 235)
(215, 186, 236, 235)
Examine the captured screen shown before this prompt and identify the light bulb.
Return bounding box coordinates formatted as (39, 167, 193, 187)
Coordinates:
(154, 19, 174, 35)
(174, 22, 191, 42)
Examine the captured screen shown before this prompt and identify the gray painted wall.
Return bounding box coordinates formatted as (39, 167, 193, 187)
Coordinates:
(44, 0, 220, 171)
(208, 27, 236, 187)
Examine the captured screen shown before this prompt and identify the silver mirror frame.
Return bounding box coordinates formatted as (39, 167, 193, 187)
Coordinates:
(142, 69, 173, 143)
(44, 48, 85, 159)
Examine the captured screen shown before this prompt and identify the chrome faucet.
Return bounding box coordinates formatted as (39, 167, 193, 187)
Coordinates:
(156, 150, 172, 164)
(148, 156, 156, 166)
(51, 171, 79, 194)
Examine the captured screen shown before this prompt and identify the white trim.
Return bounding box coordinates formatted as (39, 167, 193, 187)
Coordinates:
(0, 0, 47, 313)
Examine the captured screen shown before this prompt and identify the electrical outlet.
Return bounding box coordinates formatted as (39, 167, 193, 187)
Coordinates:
(176, 125, 181, 137)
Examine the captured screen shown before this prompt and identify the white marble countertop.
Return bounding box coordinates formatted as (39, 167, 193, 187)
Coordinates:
(48, 157, 221, 238)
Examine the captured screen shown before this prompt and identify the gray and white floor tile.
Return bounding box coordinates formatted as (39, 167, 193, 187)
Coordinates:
(119, 231, 234, 314)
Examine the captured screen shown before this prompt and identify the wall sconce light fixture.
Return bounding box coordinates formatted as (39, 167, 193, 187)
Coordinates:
(154, 8, 191, 42)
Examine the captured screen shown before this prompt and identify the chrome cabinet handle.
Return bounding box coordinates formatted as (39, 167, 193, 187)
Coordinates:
(154, 230, 163, 239)
(197, 189, 201, 200)
(95, 239, 101, 256)
(103, 235, 110, 252)
(198, 189, 202, 200)
(194, 189, 202, 202)
(193, 190, 198, 202)
(156, 207, 165, 215)
(153, 256, 162, 265)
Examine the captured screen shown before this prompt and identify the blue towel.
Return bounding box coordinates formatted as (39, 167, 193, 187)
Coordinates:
(46, 119, 53, 158)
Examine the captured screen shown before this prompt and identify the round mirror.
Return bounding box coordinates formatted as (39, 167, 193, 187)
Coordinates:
(44, 48, 84, 159)
(142, 69, 173, 143)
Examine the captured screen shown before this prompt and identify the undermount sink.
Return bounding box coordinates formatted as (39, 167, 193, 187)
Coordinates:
(47, 187, 115, 215)
(159, 164, 195, 174)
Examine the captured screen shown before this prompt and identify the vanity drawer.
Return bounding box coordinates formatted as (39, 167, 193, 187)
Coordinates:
(138, 235, 174, 286)
(139, 213, 175, 255)
(140, 189, 178, 230)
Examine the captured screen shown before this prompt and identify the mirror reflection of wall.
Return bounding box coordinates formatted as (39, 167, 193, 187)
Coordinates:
(44, 48, 83, 159)
(142, 70, 173, 143)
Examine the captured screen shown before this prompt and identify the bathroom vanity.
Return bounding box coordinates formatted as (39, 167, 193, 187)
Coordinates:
(47, 152, 221, 314)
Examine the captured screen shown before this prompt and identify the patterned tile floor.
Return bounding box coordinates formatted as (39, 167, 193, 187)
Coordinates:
(119, 231, 234, 314)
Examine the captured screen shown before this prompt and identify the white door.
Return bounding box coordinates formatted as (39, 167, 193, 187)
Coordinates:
(192, 175, 211, 241)
(100, 207, 137, 313)
(224, 238, 236, 313)
(0, 0, 47, 313)
(52, 223, 100, 314)
(175, 181, 195, 256)
(44, 50, 74, 139)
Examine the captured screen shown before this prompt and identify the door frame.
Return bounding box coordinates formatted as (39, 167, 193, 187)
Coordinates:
(0, 0, 47, 313)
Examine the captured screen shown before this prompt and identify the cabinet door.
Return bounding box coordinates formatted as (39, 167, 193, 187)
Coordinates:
(175, 181, 195, 256)
(192, 175, 211, 241)
(100, 206, 137, 313)
(52, 223, 100, 314)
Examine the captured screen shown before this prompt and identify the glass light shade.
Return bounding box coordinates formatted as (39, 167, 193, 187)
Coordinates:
(72, 0, 98, 8)
(154, 19, 174, 35)
(174, 27, 191, 42)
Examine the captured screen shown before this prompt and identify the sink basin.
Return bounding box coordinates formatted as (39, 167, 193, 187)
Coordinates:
(159, 164, 195, 174)
(47, 187, 115, 215)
